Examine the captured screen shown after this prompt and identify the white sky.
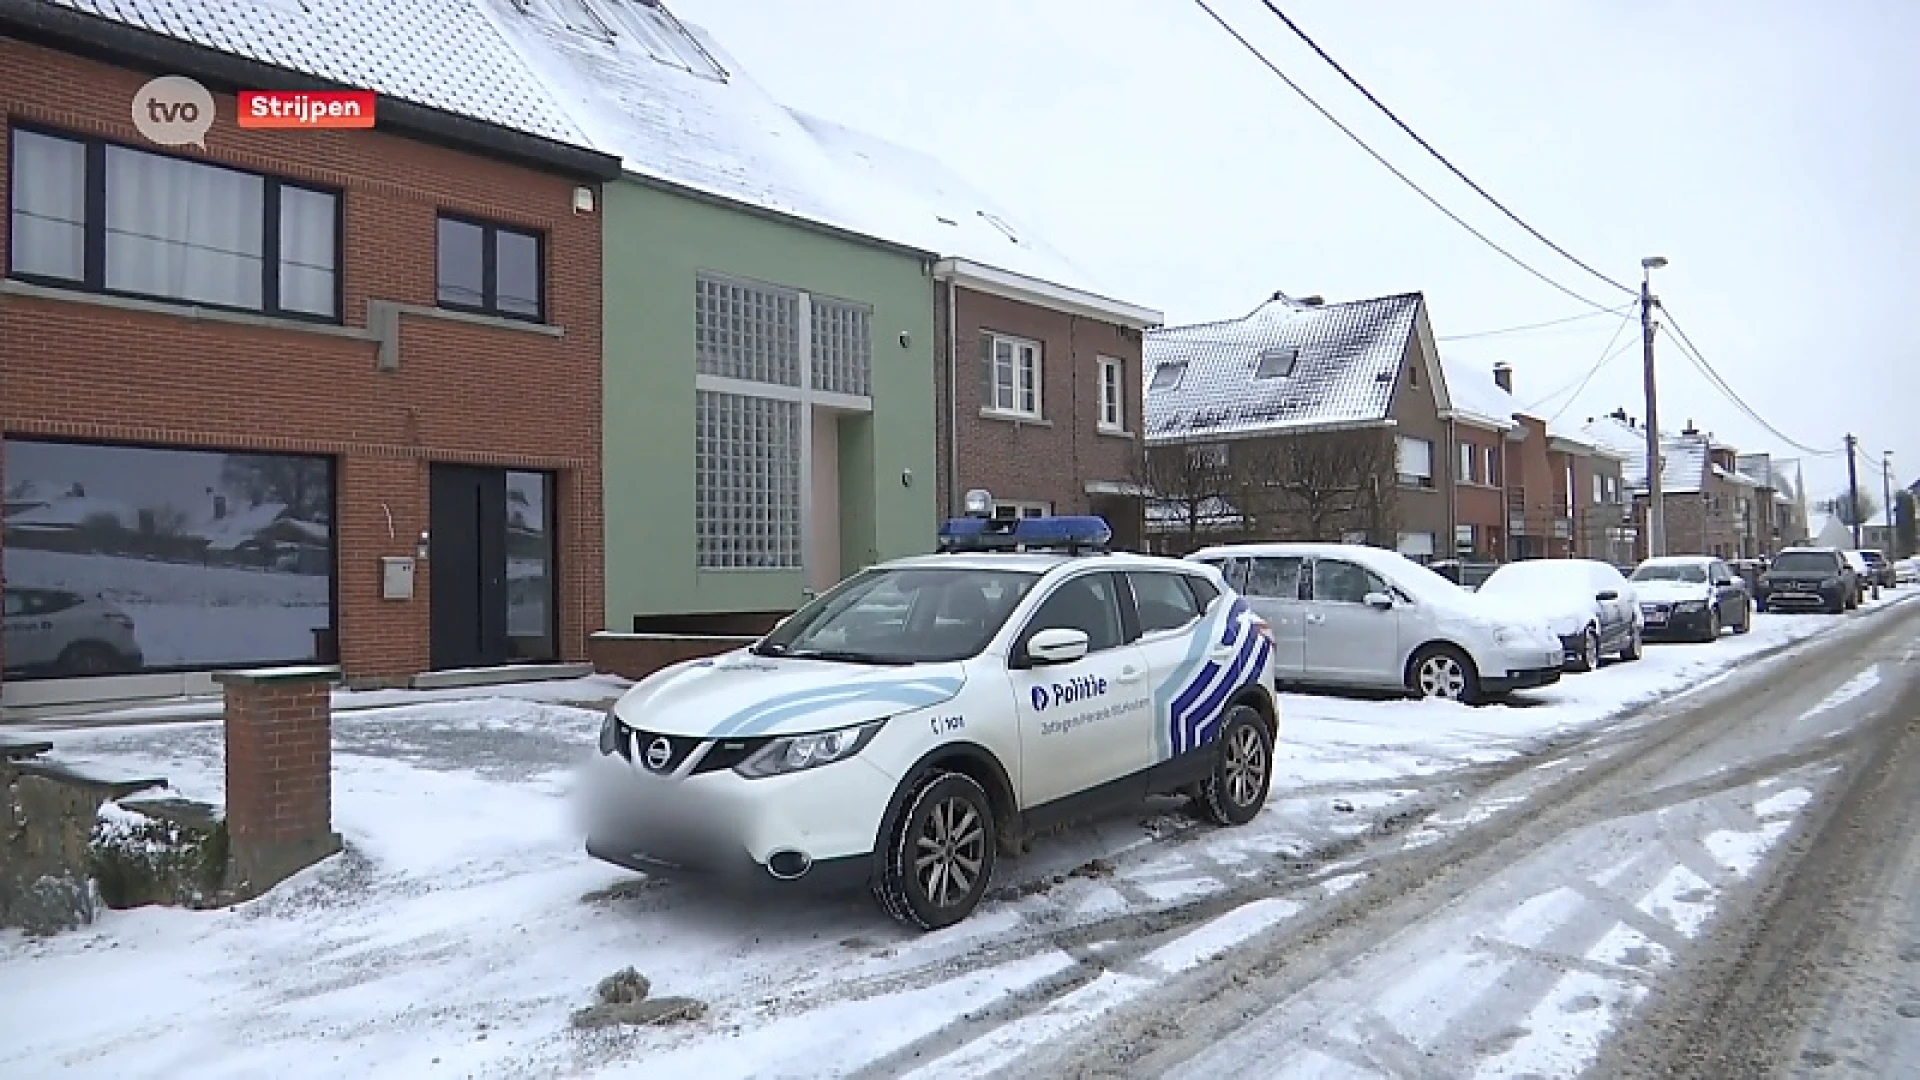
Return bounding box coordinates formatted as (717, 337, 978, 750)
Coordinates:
(675, 0, 1918, 516)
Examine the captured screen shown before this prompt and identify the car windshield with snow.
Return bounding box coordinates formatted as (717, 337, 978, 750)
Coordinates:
(1477, 558, 1643, 672)
(584, 507, 1281, 929)
(1187, 542, 1564, 705)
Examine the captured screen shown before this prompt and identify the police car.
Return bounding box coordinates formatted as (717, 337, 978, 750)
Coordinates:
(587, 497, 1280, 929)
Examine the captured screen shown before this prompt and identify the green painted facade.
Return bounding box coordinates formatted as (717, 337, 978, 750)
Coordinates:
(601, 178, 939, 626)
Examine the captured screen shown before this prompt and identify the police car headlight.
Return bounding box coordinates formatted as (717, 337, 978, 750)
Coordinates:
(735, 720, 886, 779)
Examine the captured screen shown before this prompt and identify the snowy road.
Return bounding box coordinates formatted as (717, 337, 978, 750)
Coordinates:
(964, 595, 1920, 1079)
(2, 594, 1916, 1078)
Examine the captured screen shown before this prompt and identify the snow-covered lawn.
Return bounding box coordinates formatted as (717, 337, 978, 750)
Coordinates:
(0, 592, 1911, 1078)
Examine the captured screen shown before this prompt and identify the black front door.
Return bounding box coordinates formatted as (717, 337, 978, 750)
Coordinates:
(430, 464, 509, 670)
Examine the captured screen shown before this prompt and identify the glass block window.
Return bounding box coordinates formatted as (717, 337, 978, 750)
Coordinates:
(811, 297, 872, 396)
(695, 274, 801, 386)
(695, 390, 802, 569)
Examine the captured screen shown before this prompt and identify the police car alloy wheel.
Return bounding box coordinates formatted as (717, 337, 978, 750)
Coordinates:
(876, 771, 998, 930)
(1197, 705, 1272, 827)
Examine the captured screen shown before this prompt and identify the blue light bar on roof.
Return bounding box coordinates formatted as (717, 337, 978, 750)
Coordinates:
(937, 515, 1112, 553)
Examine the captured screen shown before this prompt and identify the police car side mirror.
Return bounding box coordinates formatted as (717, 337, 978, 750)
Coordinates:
(1027, 627, 1090, 666)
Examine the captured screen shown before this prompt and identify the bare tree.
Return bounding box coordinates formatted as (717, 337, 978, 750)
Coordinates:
(1138, 441, 1238, 554)
(1229, 428, 1400, 543)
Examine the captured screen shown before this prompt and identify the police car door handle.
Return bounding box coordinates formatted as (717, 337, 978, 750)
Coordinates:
(1116, 666, 1144, 683)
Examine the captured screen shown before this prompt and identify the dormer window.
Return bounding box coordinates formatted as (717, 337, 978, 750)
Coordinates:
(1149, 360, 1188, 391)
(1255, 346, 1299, 379)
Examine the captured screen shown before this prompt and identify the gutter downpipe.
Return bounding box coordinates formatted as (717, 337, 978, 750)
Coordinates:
(946, 274, 960, 518)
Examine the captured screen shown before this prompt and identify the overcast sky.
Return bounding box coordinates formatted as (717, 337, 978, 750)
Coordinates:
(677, 0, 1916, 515)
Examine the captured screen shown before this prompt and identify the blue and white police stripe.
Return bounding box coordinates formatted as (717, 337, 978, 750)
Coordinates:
(708, 675, 966, 738)
(1153, 597, 1271, 760)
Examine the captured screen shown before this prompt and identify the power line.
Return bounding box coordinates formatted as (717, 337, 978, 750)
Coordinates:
(1540, 313, 1640, 424)
(1654, 313, 1846, 457)
(1438, 304, 1633, 342)
(1257, 1, 1636, 299)
(1190, 0, 1620, 314)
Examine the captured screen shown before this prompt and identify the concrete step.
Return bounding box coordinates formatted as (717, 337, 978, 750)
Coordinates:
(407, 662, 594, 691)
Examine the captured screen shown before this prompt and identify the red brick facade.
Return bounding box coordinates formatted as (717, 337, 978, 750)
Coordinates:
(934, 284, 1146, 545)
(0, 41, 606, 692)
(1452, 421, 1507, 559)
(217, 669, 340, 896)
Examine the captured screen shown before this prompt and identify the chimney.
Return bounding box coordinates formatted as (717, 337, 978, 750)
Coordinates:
(1682, 418, 1699, 436)
(1300, 295, 1325, 307)
(1492, 361, 1513, 393)
(1610, 407, 1628, 423)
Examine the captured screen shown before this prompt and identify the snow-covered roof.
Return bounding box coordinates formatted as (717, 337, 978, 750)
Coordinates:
(4, 496, 138, 530)
(44, 0, 1151, 317)
(1576, 416, 1712, 494)
(1144, 293, 1424, 444)
(45, 0, 590, 145)
(1438, 358, 1517, 431)
(190, 501, 327, 552)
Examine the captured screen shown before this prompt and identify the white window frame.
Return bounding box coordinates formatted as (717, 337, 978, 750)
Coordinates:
(1455, 524, 1475, 551)
(1395, 436, 1434, 488)
(1189, 443, 1228, 470)
(1485, 446, 1500, 487)
(987, 333, 1042, 420)
(1459, 442, 1476, 484)
(1097, 356, 1125, 433)
(991, 500, 1051, 520)
(1397, 531, 1437, 559)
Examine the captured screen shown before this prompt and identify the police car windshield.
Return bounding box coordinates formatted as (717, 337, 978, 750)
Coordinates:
(754, 567, 1041, 664)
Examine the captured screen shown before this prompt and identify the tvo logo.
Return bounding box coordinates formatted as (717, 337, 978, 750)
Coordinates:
(1029, 674, 1109, 712)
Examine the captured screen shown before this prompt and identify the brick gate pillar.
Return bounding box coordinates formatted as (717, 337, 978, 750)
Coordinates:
(215, 667, 344, 899)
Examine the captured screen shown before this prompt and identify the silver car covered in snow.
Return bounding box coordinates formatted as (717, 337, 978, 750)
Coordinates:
(1187, 543, 1564, 705)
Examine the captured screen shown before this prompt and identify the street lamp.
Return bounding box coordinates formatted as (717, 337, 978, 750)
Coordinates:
(1885, 450, 1897, 552)
(1640, 256, 1669, 556)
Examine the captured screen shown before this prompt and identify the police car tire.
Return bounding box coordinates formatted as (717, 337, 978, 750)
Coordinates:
(874, 771, 997, 931)
(1198, 705, 1272, 828)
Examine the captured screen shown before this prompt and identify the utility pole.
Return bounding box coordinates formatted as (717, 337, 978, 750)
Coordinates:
(1844, 433, 1862, 548)
(1884, 450, 1896, 550)
(1640, 257, 1668, 557)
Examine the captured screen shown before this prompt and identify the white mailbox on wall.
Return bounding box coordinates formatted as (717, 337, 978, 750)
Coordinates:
(381, 556, 416, 601)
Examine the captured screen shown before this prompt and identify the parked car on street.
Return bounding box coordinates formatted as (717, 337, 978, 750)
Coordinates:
(1898, 558, 1920, 585)
(1629, 556, 1753, 641)
(0, 586, 144, 677)
(1476, 558, 1643, 672)
(1852, 549, 1896, 589)
(1188, 543, 1565, 706)
(1426, 559, 1500, 591)
(1756, 547, 1857, 613)
(586, 509, 1279, 930)
(1841, 550, 1876, 599)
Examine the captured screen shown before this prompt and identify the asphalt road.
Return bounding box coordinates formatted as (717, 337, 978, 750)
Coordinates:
(959, 597, 1920, 1078)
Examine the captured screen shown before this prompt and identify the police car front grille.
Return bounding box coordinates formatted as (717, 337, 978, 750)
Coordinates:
(689, 738, 771, 775)
(627, 730, 700, 774)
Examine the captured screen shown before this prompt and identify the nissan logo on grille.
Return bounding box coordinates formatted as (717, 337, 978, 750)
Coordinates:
(644, 737, 675, 772)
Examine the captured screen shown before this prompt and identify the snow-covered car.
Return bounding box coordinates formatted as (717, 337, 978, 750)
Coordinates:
(1628, 555, 1753, 642)
(1, 586, 144, 677)
(586, 510, 1280, 929)
(1476, 558, 1643, 672)
(1898, 558, 1920, 586)
(1186, 543, 1564, 705)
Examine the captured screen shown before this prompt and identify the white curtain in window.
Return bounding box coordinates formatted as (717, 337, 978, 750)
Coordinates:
(1396, 436, 1432, 478)
(9, 131, 87, 280)
(105, 146, 263, 308)
(278, 186, 336, 316)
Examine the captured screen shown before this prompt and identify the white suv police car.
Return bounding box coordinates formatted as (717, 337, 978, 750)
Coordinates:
(587, 508, 1280, 929)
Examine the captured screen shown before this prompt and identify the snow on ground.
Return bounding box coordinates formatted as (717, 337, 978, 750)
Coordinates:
(0, 592, 1912, 1077)
(4, 547, 326, 667)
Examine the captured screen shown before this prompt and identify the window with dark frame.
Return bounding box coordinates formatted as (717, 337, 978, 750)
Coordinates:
(6, 125, 340, 319)
(435, 214, 544, 321)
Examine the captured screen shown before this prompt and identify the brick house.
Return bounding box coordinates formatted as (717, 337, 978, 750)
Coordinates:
(1552, 431, 1632, 564)
(1579, 411, 1760, 560)
(1437, 358, 1516, 560)
(0, 3, 621, 710)
(1736, 453, 1808, 557)
(1142, 291, 1453, 560)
